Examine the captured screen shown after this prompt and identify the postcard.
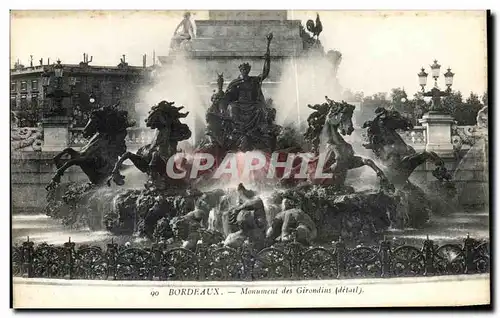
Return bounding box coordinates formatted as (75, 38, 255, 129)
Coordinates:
(10, 9, 490, 309)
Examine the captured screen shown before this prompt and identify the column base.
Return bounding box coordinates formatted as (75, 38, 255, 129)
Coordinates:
(41, 116, 71, 152)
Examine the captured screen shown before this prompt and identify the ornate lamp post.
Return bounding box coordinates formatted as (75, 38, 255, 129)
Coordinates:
(418, 60, 456, 157)
(44, 60, 76, 117)
(418, 60, 455, 112)
(41, 68, 51, 104)
(40, 60, 76, 151)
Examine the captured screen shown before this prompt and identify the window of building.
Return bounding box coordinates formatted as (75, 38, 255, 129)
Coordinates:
(31, 80, 38, 91)
(20, 95, 27, 109)
(10, 96, 16, 110)
(31, 94, 38, 108)
(10, 81, 16, 91)
(20, 81, 27, 91)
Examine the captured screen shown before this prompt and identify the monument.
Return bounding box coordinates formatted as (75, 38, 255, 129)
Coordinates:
(158, 10, 343, 141)
(10, 11, 490, 310)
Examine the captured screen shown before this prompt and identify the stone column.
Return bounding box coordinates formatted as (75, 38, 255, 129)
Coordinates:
(419, 111, 455, 157)
(41, 116, 71, 152)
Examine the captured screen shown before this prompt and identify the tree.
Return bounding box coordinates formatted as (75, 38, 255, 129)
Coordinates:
(355, 92, 391, 125)
(442, 91, 463, 116)
(411, 92, 429, 126)
(389, 87, 415, 119)
(353, 91, 364, 102)
(341, 89, 355, 102)
(466, 92, 482, 106)
(342, 89, 364, 102)
(390, 87, 407, 105)
(453, 92, 483, 125)
(481, 91, 488, 106)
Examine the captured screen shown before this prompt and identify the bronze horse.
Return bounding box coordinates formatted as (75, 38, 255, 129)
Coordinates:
(317, 97, 393, 189)
(108, 101, 191, 189)
(283, 97, 393, 191)
(46, 104, 135, 191)
(362, 107, 453, 185)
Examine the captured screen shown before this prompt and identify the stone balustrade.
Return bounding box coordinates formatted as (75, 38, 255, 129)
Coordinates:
(68, 127, 155, 149)
(27, 125, 485, 154)
(399, 126, 427, 150)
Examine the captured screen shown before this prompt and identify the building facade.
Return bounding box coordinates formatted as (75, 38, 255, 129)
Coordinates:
(10, 56, 150, 127)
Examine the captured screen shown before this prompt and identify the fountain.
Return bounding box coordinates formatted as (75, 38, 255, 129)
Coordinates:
(33, 12, 474, 249)
(42, 32, 402, 248)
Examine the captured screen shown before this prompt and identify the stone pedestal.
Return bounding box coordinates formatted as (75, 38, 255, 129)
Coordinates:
(41, 116, 71, 152)
(208, 10, 288, 21)
(419, 112, 455, 157)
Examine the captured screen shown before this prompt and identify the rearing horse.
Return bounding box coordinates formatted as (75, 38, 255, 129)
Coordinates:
(362, 107, 452, 185)
(282, 97, 393, 191)
(108, 101, 191, 189)
(46, 104, 135, 191)
(315, 97, 393, 190)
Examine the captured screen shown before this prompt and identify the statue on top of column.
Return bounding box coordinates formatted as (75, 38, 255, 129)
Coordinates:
(214, 33, 279, 152)
(170, 12, 195, 51)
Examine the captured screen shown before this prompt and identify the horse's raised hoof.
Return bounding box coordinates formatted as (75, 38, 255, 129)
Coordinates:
(112, 174, 125, 186)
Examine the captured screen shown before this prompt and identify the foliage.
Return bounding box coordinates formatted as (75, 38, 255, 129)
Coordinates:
(343, 88, 487, 126)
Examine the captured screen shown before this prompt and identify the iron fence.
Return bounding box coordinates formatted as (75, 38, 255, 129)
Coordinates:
(11, 235, 489, 281)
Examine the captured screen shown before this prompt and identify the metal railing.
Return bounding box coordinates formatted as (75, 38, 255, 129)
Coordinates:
(12, 235, 489, 281)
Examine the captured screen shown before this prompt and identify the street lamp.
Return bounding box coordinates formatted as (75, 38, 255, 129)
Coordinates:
(444, 68, 455, 91)
(418, 60, 454, 112)
(418, 68, 428, 91)
(54, 59, 64, 78)
(42, 68, 51, 88)
(44, 60, 74, 117)
(41, 69, 51, 116)
(430, 60, 441, 82)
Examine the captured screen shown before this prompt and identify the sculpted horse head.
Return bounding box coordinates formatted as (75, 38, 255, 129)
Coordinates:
(82, 103, 134, 139)
(145, 100, 189, 130)
(362, 107, 415, 159)
(376, 107, 414, 131)
(324, 97, 355, 136)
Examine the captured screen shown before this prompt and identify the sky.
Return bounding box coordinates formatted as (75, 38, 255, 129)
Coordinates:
(10, 10, 488, 97)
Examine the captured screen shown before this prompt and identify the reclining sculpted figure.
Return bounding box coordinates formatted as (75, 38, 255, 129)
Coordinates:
(266, 199, 317, 245)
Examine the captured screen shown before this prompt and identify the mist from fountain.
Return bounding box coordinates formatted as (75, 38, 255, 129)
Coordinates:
(136, 52, 209, 150)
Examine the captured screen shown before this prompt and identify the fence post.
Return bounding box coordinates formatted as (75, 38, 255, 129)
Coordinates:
(379, 237, 392, 278)
(241, 243, 255, 281)
(336, 238, 346, 279)
(286, 242, 303, 280)
(151, 242, 162, 281)
(423, 236, 435, 276)
(464, 234, 475, 274)
(106, 240, 118, 280)
(63, 237, 75, 279)
(22, 237, 34, 278)
(196, 242, 207, 281)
